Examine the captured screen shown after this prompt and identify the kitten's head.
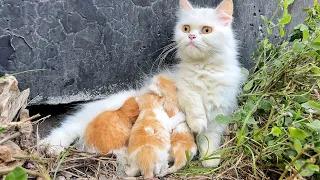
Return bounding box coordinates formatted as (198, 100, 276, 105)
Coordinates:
(174, 0, 235, 61)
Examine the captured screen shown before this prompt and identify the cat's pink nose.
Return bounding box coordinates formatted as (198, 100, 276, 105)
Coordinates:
(189, 34, 196, 40)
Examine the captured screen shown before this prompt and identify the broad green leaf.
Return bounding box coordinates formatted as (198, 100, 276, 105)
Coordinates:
(300, 164, 319, 177)
(293, 139, 302, 153)
(241, 67, 249, 78)
(247, 116, 258, 124)
(293, 94, 309, 104)
(258, 99, 272, 111)
(315, 146, 320, 153)
(310, 66, 320, 74)
(311, 42, 320, 50)
(274, 60, 283, 67)
(293, 42, 306, 53)
(233, 111, 242, 121)
(243, 80, 254, 92)
(279, 13, 291, 25)
(271, 126, 282, 137)
(5, 167, 28, 180)
(279, 26, 285, 37)
(302, 30, 309, 42)
(288, 127, 307, 140)
(215, 114, 233, 124)
(302, 101, 320, 110)
(307, 120, 320, 132)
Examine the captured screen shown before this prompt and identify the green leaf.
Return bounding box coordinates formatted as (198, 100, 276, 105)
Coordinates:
(279, 26, 285, 37)
(241, 67, 249, 78)
(287, 0, 294, 5)
(0, 127, 5, 132)
(279, 13, 291, 25)
(307, 120, 320, 132)
(300, 24, 309, 31)
(258, 99, 272, 111)
(263, 39, 269, 46)
(311, 42, 320, 50)
(293, 42, 306, 53)
(274, 59, 283, 67)
(293, 94, 309, 103)
(244, 80, 254, 92)
(300, 164, 319, 177)
(293, 139, 302, 153)
(288, 127, 307, 140)
(261, 15, 269, 24)
(310, 66, 320, 74)
(5, 167, 28, 180)
(302, 101, 320, 110)
(271, 126, 282, 137)
(267, 27, 272, 34)
(215, 114, 233, 124)
(302, 30, 309, 42)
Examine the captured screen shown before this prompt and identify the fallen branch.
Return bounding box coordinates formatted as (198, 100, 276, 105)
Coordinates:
(0, 114, 41, 129)
(0, 132, 21, 145)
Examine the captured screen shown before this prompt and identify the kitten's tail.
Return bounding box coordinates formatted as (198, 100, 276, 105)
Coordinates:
(136, 145, 157, 179)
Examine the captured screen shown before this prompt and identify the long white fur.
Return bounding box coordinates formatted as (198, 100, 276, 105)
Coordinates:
(172, 0, 243, 167)
(39, 90, 137, 156)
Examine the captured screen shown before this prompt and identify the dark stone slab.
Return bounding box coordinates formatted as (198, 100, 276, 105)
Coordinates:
(0, 0, 314, 104)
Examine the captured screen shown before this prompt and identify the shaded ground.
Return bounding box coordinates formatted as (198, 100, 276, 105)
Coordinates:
(28, 103, 79, 138)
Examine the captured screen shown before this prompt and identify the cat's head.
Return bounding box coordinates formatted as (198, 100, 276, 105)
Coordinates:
(174, 0, 235, 61)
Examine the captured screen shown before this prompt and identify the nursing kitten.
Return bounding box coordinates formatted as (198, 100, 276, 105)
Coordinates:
(125, 93, 185, 179)
(84, 97, 139, 154)
(39, 90, 137, 156)
(149, 75, 197, 176)
(173, 0, 242, 167)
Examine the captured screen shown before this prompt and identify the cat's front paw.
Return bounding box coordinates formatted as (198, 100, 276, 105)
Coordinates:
(187, 117, 207, 134)
(201, 155, 221, 167)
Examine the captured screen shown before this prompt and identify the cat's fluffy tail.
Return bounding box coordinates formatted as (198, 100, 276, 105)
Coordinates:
(39, 90, 137, 156)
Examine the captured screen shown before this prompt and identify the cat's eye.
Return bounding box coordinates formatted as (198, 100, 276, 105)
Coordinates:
(201, 26, 213, 34)
(182, 25, 191, 33)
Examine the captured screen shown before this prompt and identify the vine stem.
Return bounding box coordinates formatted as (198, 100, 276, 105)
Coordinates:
(279, 146, 310, 180)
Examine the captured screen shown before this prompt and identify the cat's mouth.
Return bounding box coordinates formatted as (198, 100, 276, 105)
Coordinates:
(187, 42, 200, 50)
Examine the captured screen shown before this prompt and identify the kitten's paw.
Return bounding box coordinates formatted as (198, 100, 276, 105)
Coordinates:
(187, 117, 207, 134)
(201, 155, 221, 167)
(159, 167, 175, 177)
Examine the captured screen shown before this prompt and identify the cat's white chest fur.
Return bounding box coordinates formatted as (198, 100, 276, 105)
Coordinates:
(176, 61, 241, 122)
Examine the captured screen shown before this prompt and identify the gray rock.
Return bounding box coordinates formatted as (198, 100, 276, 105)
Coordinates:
(0, 0, 314, 104)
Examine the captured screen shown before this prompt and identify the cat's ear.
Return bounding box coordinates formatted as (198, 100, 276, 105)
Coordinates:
(180, 0, 193, 10)
(216, 0, 233, 26)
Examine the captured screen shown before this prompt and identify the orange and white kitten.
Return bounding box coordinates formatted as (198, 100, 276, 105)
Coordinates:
(39, 90, 137, 156)
(84, 97, 139, 154)
(125, 93, 185, 179)
(149, 75, 197, 176)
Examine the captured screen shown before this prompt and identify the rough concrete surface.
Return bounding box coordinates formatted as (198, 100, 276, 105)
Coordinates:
(0, 0, 314, 105)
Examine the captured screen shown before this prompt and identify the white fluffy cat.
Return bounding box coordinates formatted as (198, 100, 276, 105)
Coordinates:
(172, 0, 242, 167)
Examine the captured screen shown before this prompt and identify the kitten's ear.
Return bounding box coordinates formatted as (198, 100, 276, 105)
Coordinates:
(216, 0, 233, 26)
(180, 0, 193, 10)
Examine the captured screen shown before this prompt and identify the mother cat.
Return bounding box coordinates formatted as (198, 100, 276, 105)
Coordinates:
(39, 0, 242, 169)
(173, 0, 242, 167)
